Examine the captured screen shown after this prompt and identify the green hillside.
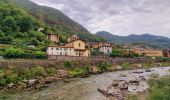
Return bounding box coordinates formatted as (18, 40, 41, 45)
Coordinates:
(9, 0, 106, 42)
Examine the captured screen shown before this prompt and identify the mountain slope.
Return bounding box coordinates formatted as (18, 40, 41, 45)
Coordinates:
(96, 31, 170, 49)
(9, 0, 106, 42)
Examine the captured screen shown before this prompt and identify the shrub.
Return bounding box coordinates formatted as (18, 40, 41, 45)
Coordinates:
(33, 51, 47, 58)
(121, 62, 132, 69)
(19, 68, 32, 80)
(69, 67, 89, 77)
(46, 67, 56, 76)
(64, 61, 73, 69)
(30, 66, 46, 77)
(148, 75, 170, 100)
(97, 61, 111, 72)
(0, 70, 6, 86)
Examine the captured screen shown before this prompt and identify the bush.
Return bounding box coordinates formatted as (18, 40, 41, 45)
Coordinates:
(148, 75, 170, 100)
(97, 61, 111, 72)
(69, 67, 89, 77)
(46, 67, 56, 76)
(30, 66, 46, 77)
(64, 61, 73, 69)
(33, 51, 47, 58)
(0, 69, 6, 86)
(121, 62, 132, 69)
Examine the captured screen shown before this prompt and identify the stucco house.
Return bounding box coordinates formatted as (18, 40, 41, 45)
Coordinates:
(67, 35, 79, 42)
(47, 39, 90, 57)
(132, 48, 163, 57)
(47, 33, 59, 43)
(92, 42, 113, 55)
(162, 49, 170, 58)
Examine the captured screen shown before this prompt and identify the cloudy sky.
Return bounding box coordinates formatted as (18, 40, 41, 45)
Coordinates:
(31, 0, 170, 37)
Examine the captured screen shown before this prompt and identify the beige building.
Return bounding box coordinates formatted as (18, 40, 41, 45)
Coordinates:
(162, 49, 170, 58)
(47, 39, 90, 57)
(67, 35, 79, 42)
(47, 33, 59, 43)
(132, 48, 163, 57)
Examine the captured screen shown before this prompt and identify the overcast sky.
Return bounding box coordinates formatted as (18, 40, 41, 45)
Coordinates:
(31, 0, 170, 37)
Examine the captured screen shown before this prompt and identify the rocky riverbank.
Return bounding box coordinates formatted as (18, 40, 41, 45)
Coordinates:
(98, 68, 169, 100)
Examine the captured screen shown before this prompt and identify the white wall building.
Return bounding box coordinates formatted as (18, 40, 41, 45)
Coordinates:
(47, 46, 75, 56)
(99, 45, 112, 55)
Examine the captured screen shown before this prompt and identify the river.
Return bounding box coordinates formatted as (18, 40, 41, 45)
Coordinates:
(0, 67, 170, 100)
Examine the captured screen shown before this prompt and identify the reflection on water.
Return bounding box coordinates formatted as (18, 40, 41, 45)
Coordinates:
(0, 67, 170, 100)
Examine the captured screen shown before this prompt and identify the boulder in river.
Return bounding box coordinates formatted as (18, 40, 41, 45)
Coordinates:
(57, 70, 69, 78)
(89, 66, 101, 74)
(119, 82, 128, 90)
(112, 80, 119, 87)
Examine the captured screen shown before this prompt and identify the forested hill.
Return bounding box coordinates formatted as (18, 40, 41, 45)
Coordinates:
(96, 31, 170, 49)
(8, 0, 106, 42)
(0, 0, 47, 46)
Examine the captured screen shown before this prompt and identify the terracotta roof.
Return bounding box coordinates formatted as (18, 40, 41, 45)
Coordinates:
(67, 39, 86, 43)
(74, 49, 87, 51)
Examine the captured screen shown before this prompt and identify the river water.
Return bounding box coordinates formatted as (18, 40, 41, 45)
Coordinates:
(0, 67, 170, 100)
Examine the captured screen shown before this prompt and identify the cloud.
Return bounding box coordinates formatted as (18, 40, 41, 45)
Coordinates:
(31, 0, 170, 37)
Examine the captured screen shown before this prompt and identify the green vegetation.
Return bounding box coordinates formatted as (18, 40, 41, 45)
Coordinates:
(4, 48, 47, 58)
(0, 66, 58, 86)
(64, 61, 73, 69)
(111, 46, 141, 58)
(97, 61, 112, 72)
(68, 67, 89, 77)
(121, 62, 132, 69)
(148, 75, 170, 100)
(10, 0, 106, 43)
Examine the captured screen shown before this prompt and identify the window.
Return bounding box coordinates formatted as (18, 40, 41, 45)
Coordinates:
(56, 48, 59, 50)
(51, 48, 53, 50)
(79, 43, 81, 47)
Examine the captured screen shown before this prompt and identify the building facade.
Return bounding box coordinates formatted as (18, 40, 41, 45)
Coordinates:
(133, 48, 163, 57)
(92, 42, 113, 55)
(47, 33, 59, 43)
(99, 45, 112, 55)
(162, 49, 170, 58)
(47, 39, 90, 57)
(67, 35, 79, 42)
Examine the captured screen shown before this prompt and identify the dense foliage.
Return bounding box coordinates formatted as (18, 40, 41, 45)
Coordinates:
(148, 75, 170, 100)
(0, 2, 48, 46)
(4, 48, 47, 58)
(111, 46, 141, 58)
(10, 0, 106, 43)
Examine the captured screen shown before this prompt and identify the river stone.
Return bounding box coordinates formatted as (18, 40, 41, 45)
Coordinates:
(111, 80, 119, 87)
(57, 70, 69, 78)
(119, 82, 128, 90)
(134, 64, 143, 68)
(89, 66, 100, 74)
(98, 87, 108, 96)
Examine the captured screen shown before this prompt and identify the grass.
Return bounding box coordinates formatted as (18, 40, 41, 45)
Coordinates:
(148, 75, 170, 100)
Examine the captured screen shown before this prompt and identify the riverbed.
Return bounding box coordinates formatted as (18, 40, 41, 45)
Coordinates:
(0, 67, 170, 100)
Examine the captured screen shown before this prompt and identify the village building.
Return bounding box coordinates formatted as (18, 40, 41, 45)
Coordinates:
(67, 35, 79, 42)
(99, 45, 112, 55)
(47, 33, 59, 43)
(47, 38, 90, 57)
(92, 42, 113, 55)
(132, 48, 163, 57)
(162, 49, 170, 58)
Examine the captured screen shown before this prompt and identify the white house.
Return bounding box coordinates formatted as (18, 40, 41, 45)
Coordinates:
(99, 45, 112, 55)
(47, 46, 75, 56)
